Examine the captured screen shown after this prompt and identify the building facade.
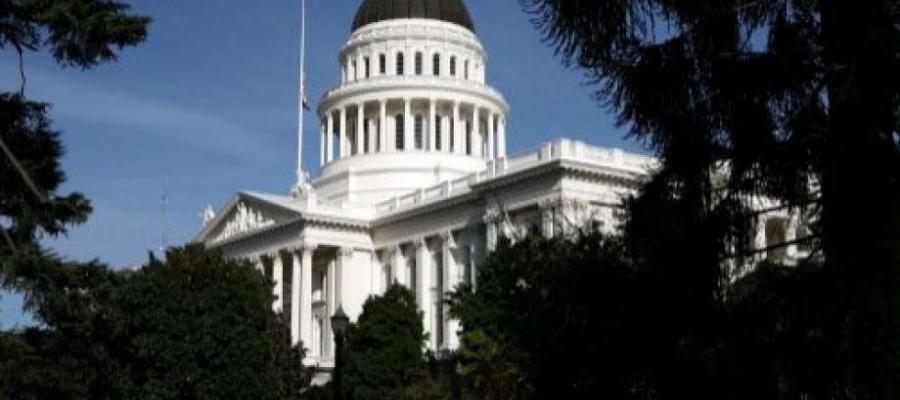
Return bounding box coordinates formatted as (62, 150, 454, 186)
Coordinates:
(195, 0, 803, 370)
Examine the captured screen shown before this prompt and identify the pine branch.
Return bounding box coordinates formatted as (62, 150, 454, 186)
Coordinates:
(0, 134, 48, 203)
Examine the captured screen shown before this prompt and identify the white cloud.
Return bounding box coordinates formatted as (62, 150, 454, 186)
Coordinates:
(0, 63, 272, 162)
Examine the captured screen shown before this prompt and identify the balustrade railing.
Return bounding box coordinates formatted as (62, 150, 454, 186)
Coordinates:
(371, 139, 656, 217)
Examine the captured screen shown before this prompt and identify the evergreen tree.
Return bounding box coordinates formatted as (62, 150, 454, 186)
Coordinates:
(0, 245, 311, 400)
(523, 0, 900, 398)
(0, 0, 149, 259)
(449, 234, 642, 400)
(343, 284, 426, 400)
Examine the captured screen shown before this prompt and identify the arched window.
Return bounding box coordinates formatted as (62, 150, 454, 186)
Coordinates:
(351, 60, 357, 81)
(414, 115, 424, 149)
(450, 56, 457, 76)
(396, 52, 405, 76)
(435, 116, 442, 151)
(415, 52, 423, 75)
(379, 54, 386, 74)
(464, 60, 470, 80)
(433, 54, 441, 76)
(465, 121, 472, 155)
(364, 57, 370, 78)
(395, 114, 405, 150)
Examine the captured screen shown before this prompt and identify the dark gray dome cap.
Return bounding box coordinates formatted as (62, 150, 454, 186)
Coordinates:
(352, 0, 475, 32)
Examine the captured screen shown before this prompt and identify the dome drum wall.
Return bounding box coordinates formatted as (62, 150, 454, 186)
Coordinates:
(314, 152, 488, 204)
(338, 20, 488, 86)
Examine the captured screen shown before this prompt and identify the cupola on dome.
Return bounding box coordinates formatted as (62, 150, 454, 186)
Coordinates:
(352, 0, 475, 32)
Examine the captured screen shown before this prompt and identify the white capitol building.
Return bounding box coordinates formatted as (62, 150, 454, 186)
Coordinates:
(195, 0, 802, 369)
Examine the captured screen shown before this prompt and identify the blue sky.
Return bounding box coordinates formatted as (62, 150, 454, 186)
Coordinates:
(1, 0, 641, 328)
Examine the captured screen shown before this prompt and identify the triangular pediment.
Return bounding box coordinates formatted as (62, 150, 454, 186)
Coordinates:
(196, 192, 303, 245)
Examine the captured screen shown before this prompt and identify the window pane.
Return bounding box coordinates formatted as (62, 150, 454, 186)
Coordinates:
(415, 52, 423, 75)
(395, 114, 405, 150)
(379, 54, 386, 74)
(433, 54, 441, 76)
(397, 53, 404, 76)
(450, 57, 456, 76)
(435, 116, 442, 151)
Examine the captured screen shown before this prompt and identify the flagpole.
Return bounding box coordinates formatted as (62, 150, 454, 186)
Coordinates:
(297, 0, 307, 181)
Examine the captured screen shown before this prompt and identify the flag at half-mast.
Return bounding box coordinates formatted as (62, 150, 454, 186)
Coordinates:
(300, 72, 310, 111)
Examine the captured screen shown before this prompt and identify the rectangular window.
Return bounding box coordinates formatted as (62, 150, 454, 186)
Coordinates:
(435, 116, 442, 151)
(365, 57, 370, 78)
(433, 54, 441, 76)
(379, 54, 386, 74)
(395, 114, 405, 150)
(450, 57, 456, 76)
(397, 53, 405, 76)
(363, 119, 370, 153)
(415, 52, 423, 75)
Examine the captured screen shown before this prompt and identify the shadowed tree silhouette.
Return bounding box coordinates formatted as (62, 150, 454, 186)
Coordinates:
(522, 0, 900, 398)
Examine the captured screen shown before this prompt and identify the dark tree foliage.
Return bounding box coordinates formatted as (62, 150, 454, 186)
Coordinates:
(0, 0, 148, 263)
(0, 4, 148, 396)
(0, 94, 90, 256)
(0, 245, 311, 400)
(523, 0, 900, 398)
(450, 234, 646, 400)
(343, 284, 427, 400)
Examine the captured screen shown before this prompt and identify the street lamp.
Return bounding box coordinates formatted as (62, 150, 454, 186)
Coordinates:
(331, 306, 349, 400)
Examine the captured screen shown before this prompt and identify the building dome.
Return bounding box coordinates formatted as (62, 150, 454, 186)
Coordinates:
(317, 0, 507, 205)
(352, 0, 475, 32)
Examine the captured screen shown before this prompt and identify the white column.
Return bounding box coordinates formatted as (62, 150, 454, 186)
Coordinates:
(487, 111, 496, 160)
(540, 199, 555, 238)
(472, 107, 480, 157)
(356, 103, 365, 155)
(326, 255, 336, 358)
(428, 99, 437, 151)
(498, 115, 507, 157)
(371, 250, 384, 295)
(415, 239, 434, 349)
(290, 250, 302, 346)
(441, 115, 450, 152)
(391, 245, 404, 286)
(300, 244, 315, 353)
(319, 122, 326, 167)
(339, 107, 348, 158)
(272, 252, 284, 313)
(326, 113, 335, 162)
(367, 119, 376, 154)
(452, 102, 461, 155)
(403, 98, 413, 151)
(380, 100, 388, 152)
(336, 247, 353, 308)
(440, 232, 466, 349)
(485, 209, 499, 252)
